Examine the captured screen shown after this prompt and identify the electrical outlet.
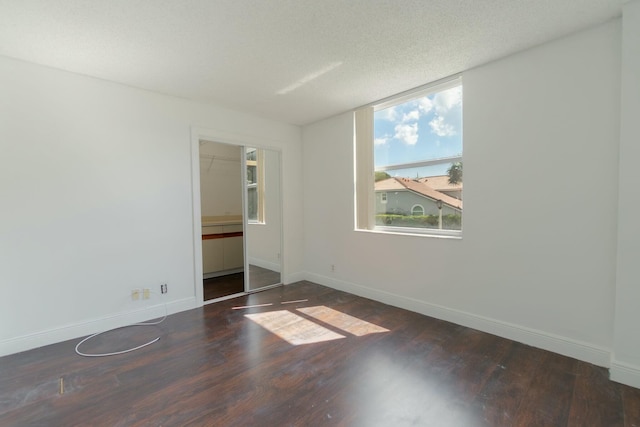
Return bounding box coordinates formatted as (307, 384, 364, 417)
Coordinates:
(331, 264, 335, 273)
(143, 288, 150, 299)
(131, 289, 140, 301)
(161, 283, 168, 294)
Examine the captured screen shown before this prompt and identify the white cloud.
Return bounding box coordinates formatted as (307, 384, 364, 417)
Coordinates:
(429, 86, 462, 137)
(418, 97, 433, 114)
(401, 109, 420, 122)
(377, 86, 462, 143)
(429, 116, 456, 137)
(374, 136, 389, 145)
(394, 123, 419, 145)
(378, 106, 398, 121)
(433, 86, 462, 114)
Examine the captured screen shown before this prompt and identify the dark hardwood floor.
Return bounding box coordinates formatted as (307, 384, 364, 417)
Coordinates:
(204, 265, 281, 300)
(203, 272, 244, 300)
(248, 264, 281, 291)
(2, 281, 639, 426)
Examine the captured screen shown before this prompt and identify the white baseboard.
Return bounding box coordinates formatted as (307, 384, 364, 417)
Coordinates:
(0, 296, 197, 358)
(305, 272, 611, 368)
(284, 271, 306, 285)
(248, 257, 281, 273)
(610, 359, 640, 389)
(203, 267, 243, 279)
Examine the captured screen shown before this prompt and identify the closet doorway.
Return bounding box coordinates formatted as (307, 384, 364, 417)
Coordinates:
(196, 139, 283, 303)
(199, 141, 245, 300)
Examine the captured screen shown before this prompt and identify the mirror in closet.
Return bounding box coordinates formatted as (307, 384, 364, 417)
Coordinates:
(198, 141, 282, 301)
(245, 147, 282, 291)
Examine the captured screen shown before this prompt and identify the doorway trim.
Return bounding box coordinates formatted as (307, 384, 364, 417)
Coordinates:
(190, 126, 284, 307)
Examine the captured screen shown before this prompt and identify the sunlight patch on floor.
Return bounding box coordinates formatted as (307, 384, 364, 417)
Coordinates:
(244, 305, 389, 345)
(245, 310, 345, 345)
(297, 306, 389, 336)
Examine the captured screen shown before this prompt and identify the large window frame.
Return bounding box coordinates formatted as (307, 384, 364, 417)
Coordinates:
(355, 76, 463, 238)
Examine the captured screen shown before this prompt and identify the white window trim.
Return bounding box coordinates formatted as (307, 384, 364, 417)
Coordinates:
(354, 75, 463, 238)
(373, 76, 462, 112)
(372, 226, 461, 238)
(247, 148, 265, 224)
(355, 108, 375, 230)
(376, 155, 462, 173)
(411, 204, 425, 216)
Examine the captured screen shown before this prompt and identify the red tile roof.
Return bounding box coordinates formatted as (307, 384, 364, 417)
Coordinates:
(417, 175, 462, 192)
(375, 177, 462, 210)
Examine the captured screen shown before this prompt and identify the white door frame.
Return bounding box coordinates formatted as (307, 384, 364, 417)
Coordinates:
(190, 126, 283, 307)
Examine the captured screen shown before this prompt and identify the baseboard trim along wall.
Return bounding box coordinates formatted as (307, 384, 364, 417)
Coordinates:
(610, 360, 640, 389)
(0, 297, 197, 357)
(248, 257, 281, 273)
(284, 271, 306, 285)
(305, 272, 612, 369)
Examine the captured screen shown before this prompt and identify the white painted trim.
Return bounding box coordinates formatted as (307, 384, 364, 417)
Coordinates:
(410, 204, 425, 216)
(376, 155, 463, 173)
(248, 257, 281, 273)
(190, 129, 205, 307)
(191, 127, 285, 153)
(204, 292, 246, 305)
(191, 126, 286, 307)
(283, 271, 306, 285)
(203, 267, 244, 279)
(371, 75, 462, 111)
(0, 297, 197, 357)
(305, 272, 611, 368)
(610, 359, 640, 389)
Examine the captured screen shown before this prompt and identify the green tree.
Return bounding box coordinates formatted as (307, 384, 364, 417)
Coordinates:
(375, 171, 391, 182)
(447, 162, 463, 184)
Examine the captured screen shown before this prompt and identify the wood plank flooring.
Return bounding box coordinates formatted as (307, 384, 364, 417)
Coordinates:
(203, 272, 244, 300)
(204, 265, 281, 301)
(1, 281, 639, 426)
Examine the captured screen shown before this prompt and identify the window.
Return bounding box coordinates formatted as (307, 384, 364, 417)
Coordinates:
(411, 205, 425, 216)
(246, 147, 265, 223)
(356, 78, 463, 236)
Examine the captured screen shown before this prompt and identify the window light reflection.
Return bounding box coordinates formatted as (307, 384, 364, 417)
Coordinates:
(244, 306, 389, 346)
(245, 310, 345, 345)
(297, 306, 389, 336)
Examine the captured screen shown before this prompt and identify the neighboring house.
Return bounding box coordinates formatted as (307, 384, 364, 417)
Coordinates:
(375, 177, 462, 216)
(417, 175, 462, 200)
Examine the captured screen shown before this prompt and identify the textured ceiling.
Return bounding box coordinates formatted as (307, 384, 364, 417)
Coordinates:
(0, 0, 624, 125)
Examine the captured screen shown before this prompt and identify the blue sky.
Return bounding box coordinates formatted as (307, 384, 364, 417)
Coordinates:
(374, 85, 463, 177)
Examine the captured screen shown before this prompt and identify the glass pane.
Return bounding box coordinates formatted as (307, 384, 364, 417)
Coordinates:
(247, 186, 257, 221)
(374, 85, 462, 231)
(246, 146, 261, 223)
(245, 148, 282, 291)
(247, 165, 257, 185)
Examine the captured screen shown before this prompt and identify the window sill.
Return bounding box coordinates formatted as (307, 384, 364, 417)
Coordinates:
(357, 226, 462, 240)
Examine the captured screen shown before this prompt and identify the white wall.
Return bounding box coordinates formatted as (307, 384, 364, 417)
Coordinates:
(0, 55, 302, 356)
(303, 20, 621, 367)
(612, 0, 640, 388)
(199, 141, 243, 217)
(3, 7, 638, 391)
